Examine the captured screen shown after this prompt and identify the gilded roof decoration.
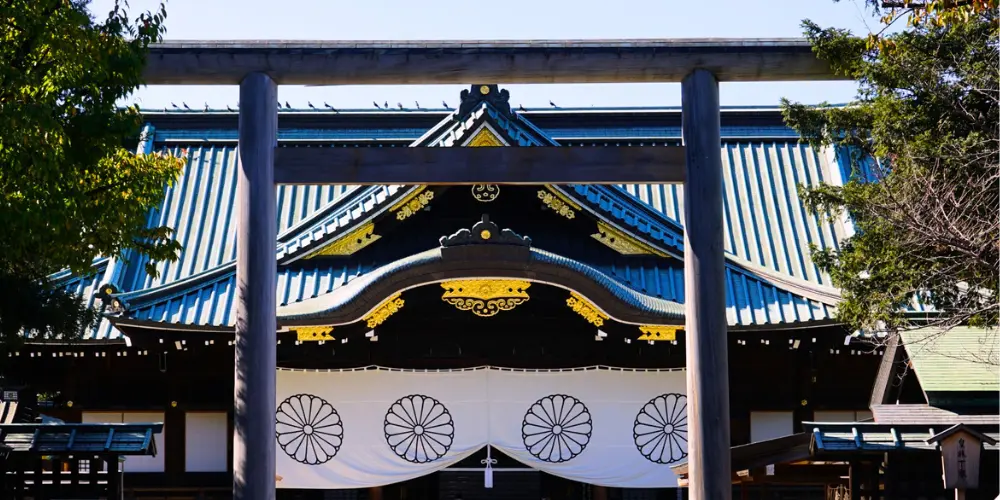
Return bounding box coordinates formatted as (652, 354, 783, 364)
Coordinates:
(364, 293, 405, 329)
(440, 279, 530, 317)
(305, 222, 380, 258)
(538, 189, 577, 220)
(293, 326, 335, 342)
(638, 325, 680, 342)
(466, 127, 505, 147)
(391, 188, 434, 221)
(591, 222, 668, 257)
(566, 292, 608, 327)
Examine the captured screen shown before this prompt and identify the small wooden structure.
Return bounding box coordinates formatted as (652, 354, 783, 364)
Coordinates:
(0, 422, 162, 499)
(927, 424, 998, 499)
(672, 422, 1000, 499)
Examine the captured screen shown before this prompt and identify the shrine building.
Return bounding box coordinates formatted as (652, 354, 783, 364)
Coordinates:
(6, 84, 965, 500)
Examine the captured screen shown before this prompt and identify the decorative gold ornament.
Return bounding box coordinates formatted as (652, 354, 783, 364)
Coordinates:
(591, 222, 668, 257)
(480, 85, 491, 95)
(391, 188, 434, 221)
(364, 293, 405, 328)
(566, 292, 608, 327)
(537, 190, 577, 219)
(465, 128, 503, 202)
(466, 128, 505, 147)
(305, 222, 381, 258)
(637, 325, 680, 342)
(292, 325, 335, 342)
(471, 184, 500, 202)
(480, 230, 491, 240)
(441, 279, 530, 317)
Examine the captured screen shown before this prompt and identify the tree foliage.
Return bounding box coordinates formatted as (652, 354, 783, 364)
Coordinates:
(0, 0, 184, 344)
(782, 5, 998, 336)
(847, 0, 998, 30)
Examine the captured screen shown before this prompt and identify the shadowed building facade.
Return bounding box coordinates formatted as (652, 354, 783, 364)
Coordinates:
(3, 86, 886, 500)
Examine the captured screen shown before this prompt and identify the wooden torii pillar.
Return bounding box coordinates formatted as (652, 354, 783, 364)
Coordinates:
(680, 69, 731, 500)
(141, 39, 840, 500)
(234, 72, 278, 500)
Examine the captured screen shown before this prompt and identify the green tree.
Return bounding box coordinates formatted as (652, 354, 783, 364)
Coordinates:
(782, 4, 998, 338)
(0, 0, 184, 345)
(849, 1, 997, 30)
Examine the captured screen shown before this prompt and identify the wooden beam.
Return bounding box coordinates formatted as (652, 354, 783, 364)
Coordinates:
(682, 69, 731, 500)
(142, 39, 843, 85)
(233, 72, 278, 500)
(274, 146, 686, 185)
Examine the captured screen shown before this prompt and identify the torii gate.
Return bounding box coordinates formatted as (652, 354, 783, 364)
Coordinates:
(142, 39, 843, 500)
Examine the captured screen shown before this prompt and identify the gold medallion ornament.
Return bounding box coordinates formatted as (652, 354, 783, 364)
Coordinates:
(566, 292, 608, 327)
(305, 222, 381, 258)
(364, 293, 405, 328)
(391, 188, 434, 221)
(471, 184, 500, 203)
(292, 326, 335, 342)
(637, 325, 681, 342)
(480, 85, 491, 95)
(440, 279, 530, 317)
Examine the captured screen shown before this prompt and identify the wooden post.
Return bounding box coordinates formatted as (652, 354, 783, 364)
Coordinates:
(681, 68, 731, 500)
(849, 460, 861, 500)
(234, 72, 278, 500)
(592, 485, 608, 500)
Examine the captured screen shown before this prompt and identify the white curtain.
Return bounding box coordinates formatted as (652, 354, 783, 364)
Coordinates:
(276, 367, 687, 490)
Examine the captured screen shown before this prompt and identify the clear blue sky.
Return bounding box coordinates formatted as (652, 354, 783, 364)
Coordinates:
(92, 0, 884, 110)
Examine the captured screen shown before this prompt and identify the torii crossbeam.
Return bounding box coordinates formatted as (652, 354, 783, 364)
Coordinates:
(140, 39, 845, 500)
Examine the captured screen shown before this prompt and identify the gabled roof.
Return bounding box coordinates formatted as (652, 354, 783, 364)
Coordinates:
(900, 327, 1000, 394)
(51, 87, 852, 340)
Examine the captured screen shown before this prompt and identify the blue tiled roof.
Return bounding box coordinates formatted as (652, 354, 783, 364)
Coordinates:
(123, 144, 358, 292)
(275, 247, 687, 325)
(47, 259, 118, 340)
(59, 103, 851, 340)
(118, 247, 832, 329)
(561, 141, 847, 287)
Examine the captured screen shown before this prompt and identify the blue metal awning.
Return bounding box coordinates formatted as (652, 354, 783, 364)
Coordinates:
(0, 423, 162, 456)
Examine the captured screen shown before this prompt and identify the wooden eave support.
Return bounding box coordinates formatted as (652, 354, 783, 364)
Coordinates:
(274, 146, 686, 185)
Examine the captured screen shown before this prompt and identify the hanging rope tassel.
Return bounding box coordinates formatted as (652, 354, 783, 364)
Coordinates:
(482, 369, 496, 488)
(481, 445, 497, 489)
